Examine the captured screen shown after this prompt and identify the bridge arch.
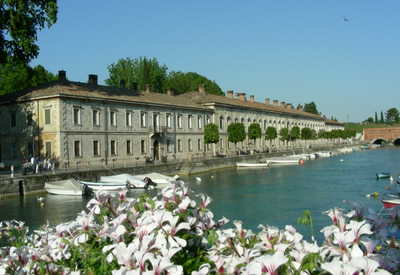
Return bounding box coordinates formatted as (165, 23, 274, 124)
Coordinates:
(393, 138, 400, 146)
(371, 138, 387, 145)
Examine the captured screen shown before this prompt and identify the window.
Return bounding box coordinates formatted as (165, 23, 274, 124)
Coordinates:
(93, 110, 100, 126)
(93, 140, 100, 157)
(110, 111, 116, 126)
(141, 112, 147, 127)
(74, 140, 81, 157)
(206, 115, 211, 125)
(10, 111, 16, 128)
(45, 109, 51, 125)
(219, 116, 224, 129)
(197, 139, 202, 151)
(188, 115, 193, 129)
(27, 113, 33, 126)
(140, 140, 146, 154)
(166, 113, 172, 128)
(188, 139, 192, 152)
(45, 142, 52, 158)
(167, 140, 172, 153)
(27, 142, 33, 156)
(178, 139, 182, 152)
(220, 138, 223, 149)
(177, 114, 182, 129)
(198, 115, 202, 129)
(235, 118, 238, 123)
(153, 113, 159, 130)
(126, 112, 132, 127)
(126, 140, 132, 155)
(73, 107, 81, 125)
(264, 120, 267, 129)
(110, 140, 117, 156)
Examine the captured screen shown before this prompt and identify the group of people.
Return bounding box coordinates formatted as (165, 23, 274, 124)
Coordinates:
(28, 156, 55, 173)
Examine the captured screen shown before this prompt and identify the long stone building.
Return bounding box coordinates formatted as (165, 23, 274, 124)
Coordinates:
(0, 71, 343, 168)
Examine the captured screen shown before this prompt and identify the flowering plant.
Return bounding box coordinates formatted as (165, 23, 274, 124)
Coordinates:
(0, 181, 398, 274)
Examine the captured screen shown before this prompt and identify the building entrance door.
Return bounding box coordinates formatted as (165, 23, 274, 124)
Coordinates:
(153, 140, 160, 161)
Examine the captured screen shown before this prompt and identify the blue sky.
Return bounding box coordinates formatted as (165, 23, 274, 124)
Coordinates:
(32, 1, 400, 122)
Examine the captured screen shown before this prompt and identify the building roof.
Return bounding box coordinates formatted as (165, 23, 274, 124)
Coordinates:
(324, 119, 345, 126)
(0, 80, 212, 112)
(178, 90, 325, 121)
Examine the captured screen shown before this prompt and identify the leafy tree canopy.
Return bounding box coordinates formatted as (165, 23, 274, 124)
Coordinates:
(227, 123, 246, 144)
(303, 102, 319, 115)
(204, 123, 219, 144)
(301, 127, 313, 140)
(248, 123, 262, 140)
(289, 126, 300, 140)
(105, 57, 168, 93)
(0, 62, 56, 95)
(265, 126, 277, 141)
(386, 107, 399, 123)
(279, 127, 290, 142)
(0, 0, 58, 64)
(105, 57, 224, 95)
(166, 71, 223, 95)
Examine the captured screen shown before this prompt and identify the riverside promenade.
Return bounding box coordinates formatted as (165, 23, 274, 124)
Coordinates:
(0, 143, 359, 198)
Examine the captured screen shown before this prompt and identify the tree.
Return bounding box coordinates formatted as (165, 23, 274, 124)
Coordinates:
(265, 126, 277, 147)
(365, 117, 374, 124)
(386, 108, 399, 123)
(374, 112, 378, 123)
(166, 71, 224, 95)
(105, 57, 168, 93)
(248, 123, 262, 146)
(301, 127, 313, 140)
(380, 111, 384, 123)
(204, 123, 219, 156)
(279, 127, 290, 147)
(0, 0, 58, 64)
(303, 102, 319, 115)
(227, 123, 246, 148)
(0, 62, 56, 95)
(289, 126, 300, 142)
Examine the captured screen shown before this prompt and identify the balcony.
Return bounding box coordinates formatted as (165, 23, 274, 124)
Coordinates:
(148, 125, 168, 137)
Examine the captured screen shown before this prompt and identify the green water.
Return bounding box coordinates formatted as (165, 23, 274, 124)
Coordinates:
(0, 148, 399, 241)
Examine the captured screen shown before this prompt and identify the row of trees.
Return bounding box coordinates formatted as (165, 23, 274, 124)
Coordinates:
(204, 123, 356, 151)
(365, 108, 400, 124)
(105, 57, 224, 95)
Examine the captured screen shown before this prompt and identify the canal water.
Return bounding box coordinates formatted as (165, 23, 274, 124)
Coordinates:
(0, 148, 399, 241)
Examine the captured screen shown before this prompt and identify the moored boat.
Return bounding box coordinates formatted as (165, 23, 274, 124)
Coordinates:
(236, 162, 270, 168)
(268, 159, 302, 165)
(80, 181, 129, 192)
(381, 198, 400, 208)
(45, 179, 89, 196)
(376, 172, 391, 179)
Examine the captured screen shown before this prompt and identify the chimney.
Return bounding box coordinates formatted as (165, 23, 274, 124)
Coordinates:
(273, 99, 279, 105)
(58, 70, 67, 82)
(226, 90, 234, 98)
(249, 95, 255, 102)
(198, 84, 206, 95)
(167, 89, 174, 96)
(238, 93, 247, 101)
(145, 84, 151, 93)
(119, 79, 126, 88)
(265, 98, 270, 105)
(88, 74, 98, 86)
(296, 104, 303, 111)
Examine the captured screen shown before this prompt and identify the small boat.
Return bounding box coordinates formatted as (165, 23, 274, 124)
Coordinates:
(45, 179, 89, 196)
(381, 198, 400, 208)
(236, 162, 270, 168)
(133, 173, 178, 188)
(268, 159, 301, 165)
(100, 174, 148, 188)
(376, 172, 391, 179)
(80, 181, 128, 192)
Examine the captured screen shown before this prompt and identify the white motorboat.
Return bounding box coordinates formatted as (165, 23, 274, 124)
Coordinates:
(268, 158, 302, 165)
(236, 162, 270, 168)
(315, 151, 332, 158)
(80, 181, 128, 192)
(100, 174, 148, 188)
(45, 179, 87, 196)
(133, 173, 179, 188)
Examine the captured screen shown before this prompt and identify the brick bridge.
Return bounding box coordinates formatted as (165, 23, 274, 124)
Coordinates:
(363, 127, 400, 145)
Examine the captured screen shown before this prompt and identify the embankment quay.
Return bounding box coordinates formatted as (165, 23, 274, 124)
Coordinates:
(0, 143, 359, 198)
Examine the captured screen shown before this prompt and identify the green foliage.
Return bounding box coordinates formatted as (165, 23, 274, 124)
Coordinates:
(227, 123, 246, 144)
(303, 102, 319, 115)
(300, 127, 313, 140)
(248, 123, 262, 141)
(318, 129, 357, 139)
(365, 117, 374, 123)
(297, 210, 314, 241)
(375, 112, 378, 123)
(204, 123, 219, 144)
(105, 57, 224, 95)
(386, 107, 399, 123)
(166, 71, 224, 95)
(265, 126, 277, 141)
(105, 57, 168, 93)
(380, 111, 384, 123)
(0, 62, 56, 95)
(279, 127, 290, 142)
(289, 126, 300, 141)
(0, 0, 58, 64)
